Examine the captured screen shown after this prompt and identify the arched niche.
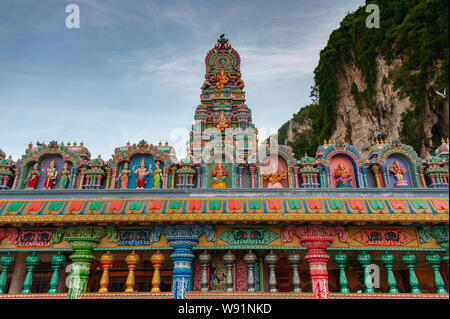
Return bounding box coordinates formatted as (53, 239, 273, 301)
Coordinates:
(260, 154, 289, 188)
(22, 154, 73, 190)
(385, 154, 416, 188)
(122, 155, 164, 189)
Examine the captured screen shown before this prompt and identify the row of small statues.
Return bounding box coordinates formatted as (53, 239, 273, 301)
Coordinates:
(22, 159, 409, 190)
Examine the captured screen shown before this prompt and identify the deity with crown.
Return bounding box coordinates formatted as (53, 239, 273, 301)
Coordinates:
(42, 160, 58, 189)
(25, 163, 40, 189)
(334, 161, 353, 188)
(59, 162, 71, 189)
(390, 160, 408, 187)
(132, 159, 151, 189)
(153, 161, 163, 189)
(117, 161, 131, 189)
(211, 162, 228, 188)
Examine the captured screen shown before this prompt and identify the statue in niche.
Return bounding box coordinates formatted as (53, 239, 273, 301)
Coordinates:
(262, 163, 286, 188)
(153, 161, 163, 189)
(59, 162, 71, 189)
(211, 162, 228, 188)
(214, 70, 229, 89)
(216, 111, 229, 132)
(42, 160, 58, 189)
(390, 160, 408, 187)
(132, 158, 151, 189)
(26, 163, 40, 189)
(117, 161, 131, 189)
(334, 161, 353, 188)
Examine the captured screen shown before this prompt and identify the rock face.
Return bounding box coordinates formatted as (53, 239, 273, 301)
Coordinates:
(280, 0, 449, 159)
(282, 55, 449, 157)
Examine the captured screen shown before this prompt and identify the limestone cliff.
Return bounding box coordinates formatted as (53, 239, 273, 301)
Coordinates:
(278, 0, 449, 158)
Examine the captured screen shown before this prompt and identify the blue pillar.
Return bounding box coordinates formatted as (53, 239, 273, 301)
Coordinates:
(318, 166, 324, 188)
(361, 166, 368, 188)
(325, 166, 332, 188)
(151, 224, 215, 299)
(195, 166, 202, 189)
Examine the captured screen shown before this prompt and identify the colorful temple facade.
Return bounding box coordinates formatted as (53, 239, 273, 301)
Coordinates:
(0, 36, 448, 300)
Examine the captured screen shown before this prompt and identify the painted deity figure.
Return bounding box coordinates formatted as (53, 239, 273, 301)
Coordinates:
(153, 161, 163, 189)
(59, 162, 71, 189)
(211, 162, 228, 188)
(214, 70, 229, 89)
(26, 163, 40, 189)
(334, 161, 353, 188)
(42, 160, 58, 189)
(216, 111, 229, 132)
(117, 161, 131, 189)
(263, 164, 286, 188)
(390, 160, 408, 187)
(132, 159, 151, 189)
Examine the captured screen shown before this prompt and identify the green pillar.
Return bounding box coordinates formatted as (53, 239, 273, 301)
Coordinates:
(48, 251, 67, 293)
(333, 250, 350, 293)
(425, 252, 448, 294)
(380, 251, 399, 293)
(0, 252, 15, 294)
(21, 252, 40, 294)
(401, 252, 421, 294)
(52, 226, 117, 299)
(357, 251, 375, 293)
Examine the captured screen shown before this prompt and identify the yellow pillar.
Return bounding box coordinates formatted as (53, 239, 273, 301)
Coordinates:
(418, 166, 427, 188)
(371, 165, 381, 188)
(98, 251, 114, 293)
(150, 250, 165, 292)
(125, 251, 140, 293)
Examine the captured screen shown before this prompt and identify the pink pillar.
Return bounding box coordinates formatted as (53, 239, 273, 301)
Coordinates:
(293, 167, 299, 188)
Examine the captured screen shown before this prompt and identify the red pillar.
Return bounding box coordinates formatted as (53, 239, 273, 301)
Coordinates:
(284, 225, 349, 299)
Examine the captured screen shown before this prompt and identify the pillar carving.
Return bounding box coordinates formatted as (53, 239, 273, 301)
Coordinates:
(98, 251, 114, 293)
(151, 224, 215, 299)
(284, 225, 349, 299)
(223, 250, 236, 292)
(199, 250, 211, 292)
(287, 251, 302, 292)
(243, 250, 257, 292)
(150, 250, 165, 292)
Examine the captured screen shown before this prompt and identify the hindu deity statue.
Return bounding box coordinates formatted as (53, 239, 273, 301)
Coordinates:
(211, 162, 228, 188)
(25, 163, 40, 189)
(59, 162, 71, 189)
(117, 161, 131, 189)
(390, 160, 408, 187)
(334, 161, 353, 188)
(132, 159, 151, 189)
(216, 111, 229, 132)
(214, 70, 229, 89)
(262, 164, 286, 188)
(42, 160, 58, 189)
(153, 161, 163, 189)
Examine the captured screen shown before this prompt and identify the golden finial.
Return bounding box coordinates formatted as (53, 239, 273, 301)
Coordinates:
(447, 137, 449, 144)
(80, 141, 84, 146)
(67, 141, 71, 146)
(158, 141, 162, 146)
(442, 138, 445, 144)
(376, 138, 379, 144)
(323, 139, 328, 145)
(165, 140, 169, 146)
(73, 141, 77, 146)
(389, 139, 392, 145)
(127, 141, 130, 146)
(8, 155, 12, 159)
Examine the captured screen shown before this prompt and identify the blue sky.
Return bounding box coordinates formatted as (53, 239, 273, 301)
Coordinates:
(0, 0, 364, 161)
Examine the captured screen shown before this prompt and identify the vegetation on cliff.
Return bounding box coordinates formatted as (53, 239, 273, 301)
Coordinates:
(278, 0, 449, 158)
